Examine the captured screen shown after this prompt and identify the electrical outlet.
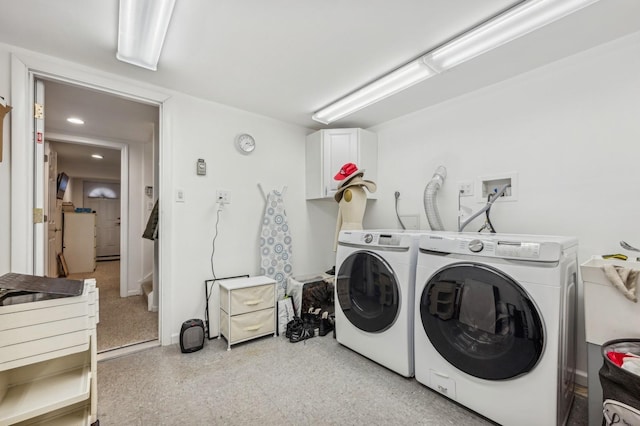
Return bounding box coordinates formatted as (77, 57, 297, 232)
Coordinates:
(216, 190, 231, 204)
(458, 181, 474, 197)
(399, 214, 420, 230)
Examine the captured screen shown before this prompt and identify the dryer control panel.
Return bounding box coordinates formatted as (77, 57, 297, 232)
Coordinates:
(495, 241, 541, 259)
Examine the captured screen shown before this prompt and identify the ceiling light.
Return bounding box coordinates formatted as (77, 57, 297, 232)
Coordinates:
(117, 0, 177, 71)
(312, 0, 599, 124)
(424, 0, 599, 72)
(91, 154, 104, 159)
(312, 58, 437, 125)
(67, 117, 84, 125)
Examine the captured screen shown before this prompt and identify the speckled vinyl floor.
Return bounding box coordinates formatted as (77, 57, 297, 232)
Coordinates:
(97, 335, 589, 425)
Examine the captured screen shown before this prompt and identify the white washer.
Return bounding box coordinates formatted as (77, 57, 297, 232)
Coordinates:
(414, 232, 578, 426)
(335, 230, 421, 377)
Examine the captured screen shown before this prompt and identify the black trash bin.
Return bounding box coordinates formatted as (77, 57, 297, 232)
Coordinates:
(599, 339, 640, 425)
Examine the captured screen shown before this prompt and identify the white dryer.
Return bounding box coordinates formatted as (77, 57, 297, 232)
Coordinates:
(335, 230, 420, 377)
(414, 232, 578, 426)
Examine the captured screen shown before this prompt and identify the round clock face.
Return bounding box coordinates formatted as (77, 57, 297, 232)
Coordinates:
(236, 133, 256, 154)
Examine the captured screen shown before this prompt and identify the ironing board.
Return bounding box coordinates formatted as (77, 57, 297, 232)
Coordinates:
(259, 186, 292, 300)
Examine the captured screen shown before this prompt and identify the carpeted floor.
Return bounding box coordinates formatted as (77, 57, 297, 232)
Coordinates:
(67, 260, 158, 352)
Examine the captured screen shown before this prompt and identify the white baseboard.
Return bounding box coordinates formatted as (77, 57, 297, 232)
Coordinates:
(575, 368, 587, 387)
(146, 290, 158, 312)
(171, 332, 180, 345)
(138, 271, 153, 284)
(97, 340, 160, 361)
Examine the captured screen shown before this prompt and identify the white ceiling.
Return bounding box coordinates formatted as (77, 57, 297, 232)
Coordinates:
(42, 79, 157, 178)
(49, 140, 122, 180)
(1, 0, 640, 136)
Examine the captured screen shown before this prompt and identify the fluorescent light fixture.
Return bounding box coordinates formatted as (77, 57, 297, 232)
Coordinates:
(117, 0, 177, 71)
(313, 0, 599, 124)
(424, 0, 599, 72)
(91, 154, 104, 159)
(67, 117, 84, 125)
(312, 58, 437, 125)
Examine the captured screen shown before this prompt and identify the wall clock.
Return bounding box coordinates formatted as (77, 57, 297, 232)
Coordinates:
(236, 133, 256, 154)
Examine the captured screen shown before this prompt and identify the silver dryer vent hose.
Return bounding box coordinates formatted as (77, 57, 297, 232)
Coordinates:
(424, 166, 447, 231)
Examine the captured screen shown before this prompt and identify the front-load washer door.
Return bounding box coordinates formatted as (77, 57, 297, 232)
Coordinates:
(337, 251, 399, 333)
(419, 262, 544, 380)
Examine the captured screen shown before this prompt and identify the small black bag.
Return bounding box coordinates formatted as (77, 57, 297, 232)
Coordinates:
(599, 339, 640, 425)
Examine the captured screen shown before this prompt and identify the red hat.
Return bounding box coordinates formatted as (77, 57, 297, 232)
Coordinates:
(334, 162, 364, 181)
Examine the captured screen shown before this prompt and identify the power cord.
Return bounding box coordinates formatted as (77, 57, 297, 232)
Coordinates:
(394, 191, 406, 230)
(209, 206, 222, 280)
(205, 204, 223, 336)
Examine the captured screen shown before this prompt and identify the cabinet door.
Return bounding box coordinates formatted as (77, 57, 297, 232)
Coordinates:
(323, 129, 358, 196)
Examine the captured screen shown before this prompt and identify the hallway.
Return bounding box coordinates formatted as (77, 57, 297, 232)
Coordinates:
(68, 261, 158, 352)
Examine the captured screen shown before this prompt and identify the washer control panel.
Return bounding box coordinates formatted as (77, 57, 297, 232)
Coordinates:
(468, 239, 484, 253)
(420, 233, 561, 261)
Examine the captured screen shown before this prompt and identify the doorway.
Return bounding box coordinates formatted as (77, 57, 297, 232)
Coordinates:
(10, 53, 170, 347)
(41, 79, 160, 353)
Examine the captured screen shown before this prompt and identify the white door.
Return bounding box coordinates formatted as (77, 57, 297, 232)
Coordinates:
(45, 148, 62, 277)
(85, 197, 121, 258)
(33, 79, 46, 275)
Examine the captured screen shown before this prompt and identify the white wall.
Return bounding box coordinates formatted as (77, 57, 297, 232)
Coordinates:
(57, 156, 120, 181)
(368, 31, 640, 380)
(126, 141, 146, 296)
(68, 177, 82, 206)
(165, 93, 337, 334)
(141, 140, 154, 284)
(0, 49, 10, 274)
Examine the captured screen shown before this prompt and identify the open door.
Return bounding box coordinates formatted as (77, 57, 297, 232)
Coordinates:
(45, 147, 62, 277)
(33, 78, 46, 275)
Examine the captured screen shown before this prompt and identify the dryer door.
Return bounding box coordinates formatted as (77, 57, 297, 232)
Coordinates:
(419, 262, 544, 380)
(337, 251, 399, 333)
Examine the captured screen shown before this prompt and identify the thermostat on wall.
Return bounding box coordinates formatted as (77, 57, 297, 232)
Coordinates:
(197, 158, 206, 176)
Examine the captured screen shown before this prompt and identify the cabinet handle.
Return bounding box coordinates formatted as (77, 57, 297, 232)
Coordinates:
(244, 324, 262, 331)
(244, 299, 262, 306)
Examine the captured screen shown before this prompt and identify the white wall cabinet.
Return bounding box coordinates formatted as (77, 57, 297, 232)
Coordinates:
(0, 278, 99, 425)
(63, 213, 96, 274)
(219, 276, 276, 351)
(305, 128, 378, 200)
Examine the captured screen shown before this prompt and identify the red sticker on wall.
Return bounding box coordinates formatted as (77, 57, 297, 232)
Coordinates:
(37, 132, 43, 143)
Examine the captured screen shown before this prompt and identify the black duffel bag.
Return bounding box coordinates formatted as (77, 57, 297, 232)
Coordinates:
(599, 339, 640, 425)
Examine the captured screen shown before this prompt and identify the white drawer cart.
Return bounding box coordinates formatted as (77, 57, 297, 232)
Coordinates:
(219, 276, 276, 350)
(0, 279, 99, 425)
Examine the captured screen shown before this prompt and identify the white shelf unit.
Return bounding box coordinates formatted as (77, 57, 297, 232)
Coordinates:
(63, 213, 96, 274)
(305, 128, 378, 200)
(0, 279, 98, 426)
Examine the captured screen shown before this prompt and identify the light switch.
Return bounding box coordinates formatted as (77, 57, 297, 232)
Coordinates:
(176, 188, 185, 203)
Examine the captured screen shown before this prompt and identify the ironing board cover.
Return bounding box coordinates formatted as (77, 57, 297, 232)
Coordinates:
(260, 189, 292, 300)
